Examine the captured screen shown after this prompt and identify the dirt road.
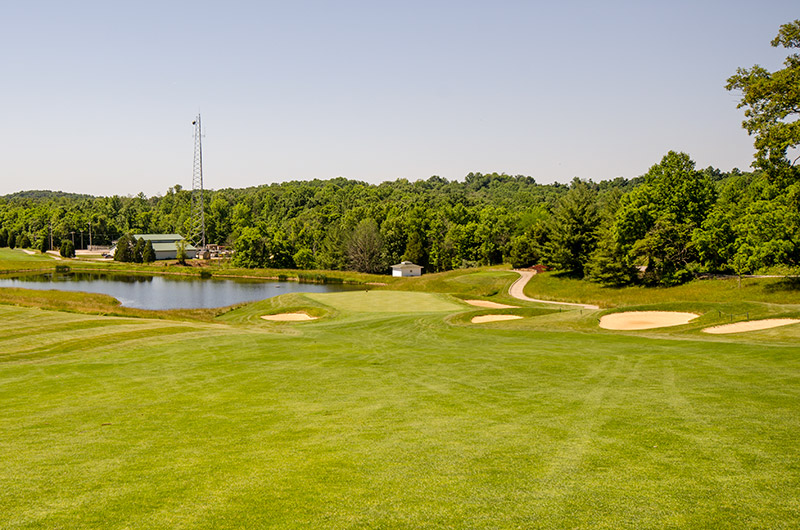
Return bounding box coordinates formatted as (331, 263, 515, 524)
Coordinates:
(508, 270, 599, 310)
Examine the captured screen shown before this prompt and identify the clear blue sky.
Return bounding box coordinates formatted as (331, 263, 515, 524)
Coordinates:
(1, 1, 797, 196)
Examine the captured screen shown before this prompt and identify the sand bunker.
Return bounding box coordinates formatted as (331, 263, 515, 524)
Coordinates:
(702, 318, 800, 335)
(464, 299, 519, 309)
(471, 314, 523, 324)
(599, 311, 699, 330)
(261, 312, 318, 322)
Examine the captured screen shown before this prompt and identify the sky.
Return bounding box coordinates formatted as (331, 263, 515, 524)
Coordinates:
(1, 1, 797, 197)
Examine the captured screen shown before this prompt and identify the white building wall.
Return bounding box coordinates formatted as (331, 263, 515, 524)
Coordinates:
(393, 267, 422, 277)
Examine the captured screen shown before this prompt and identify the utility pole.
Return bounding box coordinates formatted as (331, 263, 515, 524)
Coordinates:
(49, 221, 53, 252)
(70, 231, 75, 246)
(80, 230, 84, 249)
(190, 114, 207, 251)
(89, 221, 92, 248)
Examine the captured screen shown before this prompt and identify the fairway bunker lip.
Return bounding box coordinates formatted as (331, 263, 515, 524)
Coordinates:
(702, 318, 800, 334)
(471, 314, 524, 324)
(463, 299, 519, 309)
(598, 311, 699, 330)
(261, 312, 318, 322)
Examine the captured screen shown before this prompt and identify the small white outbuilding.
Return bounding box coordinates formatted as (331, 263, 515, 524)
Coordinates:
(391, 261, 423, 277)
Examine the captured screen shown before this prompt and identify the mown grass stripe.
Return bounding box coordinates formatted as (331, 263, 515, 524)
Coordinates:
(0, 325, 201, 363)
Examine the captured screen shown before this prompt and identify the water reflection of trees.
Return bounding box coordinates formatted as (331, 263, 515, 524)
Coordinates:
(49, 272, 156, 284)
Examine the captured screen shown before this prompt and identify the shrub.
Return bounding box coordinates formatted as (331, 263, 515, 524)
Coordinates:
(59, 240, 75, 258)
(175, 240, 188, 265)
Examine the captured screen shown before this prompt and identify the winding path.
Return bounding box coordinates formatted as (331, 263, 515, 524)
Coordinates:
(508, 270, 599, 310)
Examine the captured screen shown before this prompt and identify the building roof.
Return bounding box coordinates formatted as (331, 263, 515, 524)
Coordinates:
(151, 242, 197, 252)
(130, 234, 196, 252)
(133, 234, 185, 242)
(391, 261, 423, 269)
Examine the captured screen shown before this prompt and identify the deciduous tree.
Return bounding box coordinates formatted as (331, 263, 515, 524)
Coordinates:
(347, 219, 384, 273)
(726, 19, 800, 177)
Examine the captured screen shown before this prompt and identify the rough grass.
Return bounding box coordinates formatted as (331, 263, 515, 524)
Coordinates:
(0, 286, 234, 322)
(524, 271, 800, 307)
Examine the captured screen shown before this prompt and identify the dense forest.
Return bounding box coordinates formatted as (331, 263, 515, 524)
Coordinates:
(1, 20, 798, 285)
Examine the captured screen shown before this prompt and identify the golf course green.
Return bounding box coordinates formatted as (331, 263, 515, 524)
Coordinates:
(1, 253, 799, 528)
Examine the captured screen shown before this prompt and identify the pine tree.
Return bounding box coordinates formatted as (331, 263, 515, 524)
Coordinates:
(142, 240, 156, 262)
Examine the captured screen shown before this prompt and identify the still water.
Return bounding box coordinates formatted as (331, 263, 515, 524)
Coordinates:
(0, 272, 360, 310)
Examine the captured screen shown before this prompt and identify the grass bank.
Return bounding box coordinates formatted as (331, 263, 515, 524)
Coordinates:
(524, 271, 800, 307)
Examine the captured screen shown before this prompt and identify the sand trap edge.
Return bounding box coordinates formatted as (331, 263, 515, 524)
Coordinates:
(471, 314, 524, 324)
(702, 318, 800, 335)
(599, 311, 699, 331)
(464, 299, 519, 309)
(261, 312, 318, 322)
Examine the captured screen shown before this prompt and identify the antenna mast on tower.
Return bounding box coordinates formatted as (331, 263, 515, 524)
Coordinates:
(190, 114, 206, 250)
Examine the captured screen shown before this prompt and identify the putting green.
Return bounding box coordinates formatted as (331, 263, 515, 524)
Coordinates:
(306, 290, 464, 313)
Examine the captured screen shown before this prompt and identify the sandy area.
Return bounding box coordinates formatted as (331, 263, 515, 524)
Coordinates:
(464, 299, 519, 309)
(702, 318, 800, 335)
(471, 314, 524, 324)
(261, 312, 318, 322)
(599, 311, 699, 330)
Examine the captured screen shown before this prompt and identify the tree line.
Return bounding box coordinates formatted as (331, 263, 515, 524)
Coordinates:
(1, 20, 797, 284)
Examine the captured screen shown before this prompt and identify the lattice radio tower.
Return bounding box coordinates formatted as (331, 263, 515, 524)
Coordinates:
(190, 114, 206, 249)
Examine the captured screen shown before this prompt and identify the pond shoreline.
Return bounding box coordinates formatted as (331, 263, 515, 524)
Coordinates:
(0, 270, 363, 310)
(0, 265, 370, 286)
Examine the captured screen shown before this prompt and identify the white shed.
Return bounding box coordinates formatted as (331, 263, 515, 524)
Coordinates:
(391, 261, 423, 277)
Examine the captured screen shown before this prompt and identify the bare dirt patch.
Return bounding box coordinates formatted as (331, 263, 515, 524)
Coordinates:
(599, 311, 699, 330)
(471, 314, 523, 324)
(702, 318, 800, 335)
(464, 299, 519, 309)
(261, 312, 318, 322)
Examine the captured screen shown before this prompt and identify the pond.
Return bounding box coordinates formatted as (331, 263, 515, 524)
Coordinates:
(0, 272, 362, 310)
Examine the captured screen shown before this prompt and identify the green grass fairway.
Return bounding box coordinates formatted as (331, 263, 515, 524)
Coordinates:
(2, 285, 800, 529)
(0, 247, 55, 272)
(306, 290, 465, 313)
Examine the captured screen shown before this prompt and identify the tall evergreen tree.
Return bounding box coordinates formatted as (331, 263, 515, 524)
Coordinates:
(114, 234, 133, 262)
(133, 237, 145, 263)
(142, 240, 156, 263)
(544, 179, 599, 277)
